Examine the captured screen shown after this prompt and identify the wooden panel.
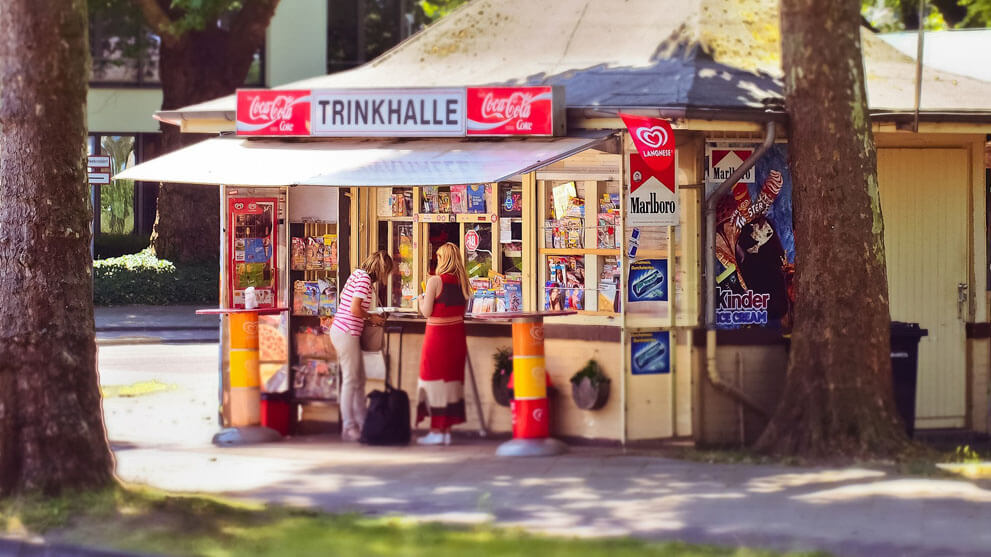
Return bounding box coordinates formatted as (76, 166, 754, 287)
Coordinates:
(878, 148, 969, 428)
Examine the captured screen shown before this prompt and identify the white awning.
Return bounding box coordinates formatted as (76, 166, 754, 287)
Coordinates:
(114, 132, 615, 187)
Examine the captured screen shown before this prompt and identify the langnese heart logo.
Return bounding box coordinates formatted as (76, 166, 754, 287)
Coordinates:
(636, 125, 668, 149)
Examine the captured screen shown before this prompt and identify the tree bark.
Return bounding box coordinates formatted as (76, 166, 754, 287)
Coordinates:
(0, 0, 116, 495)
(149, 0, 279, 264)
(755, 0, 909, 459)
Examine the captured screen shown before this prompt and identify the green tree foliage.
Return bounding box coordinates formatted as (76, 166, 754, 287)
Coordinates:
(328, 0, 468, 72)
(862, 0, 991, 31)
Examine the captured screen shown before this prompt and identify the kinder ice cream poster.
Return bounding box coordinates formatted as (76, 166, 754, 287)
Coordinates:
(707, 142, 795, 331)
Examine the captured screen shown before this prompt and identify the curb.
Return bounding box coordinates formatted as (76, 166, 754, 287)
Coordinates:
(95, 326, 217, 332)
(0, 536, 149, 556)
(96, 337, 218, 346)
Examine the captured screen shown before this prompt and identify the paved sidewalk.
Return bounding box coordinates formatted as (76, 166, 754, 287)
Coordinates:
(95, 305, 218, 344)
(112, 437, 991, 557)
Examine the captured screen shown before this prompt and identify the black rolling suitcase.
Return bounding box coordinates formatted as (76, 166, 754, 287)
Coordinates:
(360, 325, 411, 445)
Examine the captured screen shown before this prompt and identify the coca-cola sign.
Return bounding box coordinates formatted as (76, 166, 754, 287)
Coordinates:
(236, 89, 311, 136)
(235, 86, 564, 137)
(466, 86, 563, 136)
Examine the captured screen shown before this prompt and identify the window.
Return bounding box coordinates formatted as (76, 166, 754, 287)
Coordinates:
(371, 182, 527, 313)
(539, 179, 623, 314)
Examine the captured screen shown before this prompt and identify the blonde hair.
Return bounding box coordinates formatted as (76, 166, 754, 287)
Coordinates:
(434, 242, 472, 299)
(359, 250, 393, 284)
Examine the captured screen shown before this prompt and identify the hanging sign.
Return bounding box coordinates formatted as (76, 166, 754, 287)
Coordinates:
(311, 88, 466, 137)
(627, 152, 678, 226)
(235, 90, 311, 136)
(708, 147, 755, 184)
(630, 330, 671, 375)
(236, 86, 564, 137)
(87, 155, 110, 167)
(465, 86, 563, 136)
(619, 113, 675, 172)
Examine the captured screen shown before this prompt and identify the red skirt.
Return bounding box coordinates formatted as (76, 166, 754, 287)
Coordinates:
(416, 320, 467, 429)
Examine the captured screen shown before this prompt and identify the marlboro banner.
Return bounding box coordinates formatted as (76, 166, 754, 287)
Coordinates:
(627, 151, 678, 226)
(619, 113, 675, 172)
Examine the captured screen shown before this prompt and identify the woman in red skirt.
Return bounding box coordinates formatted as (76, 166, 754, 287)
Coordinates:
(416, 242, 471, 445)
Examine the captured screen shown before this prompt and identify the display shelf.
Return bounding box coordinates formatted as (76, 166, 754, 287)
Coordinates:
(540, 248, 620, 256)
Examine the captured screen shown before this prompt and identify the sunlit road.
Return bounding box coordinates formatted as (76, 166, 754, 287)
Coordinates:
(98, 343, 220, 449)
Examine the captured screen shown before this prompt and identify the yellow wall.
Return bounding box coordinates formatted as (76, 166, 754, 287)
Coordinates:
(363, 325, 625, 440)
(87, 88, 163, 133)
(267, 0, 328, 87)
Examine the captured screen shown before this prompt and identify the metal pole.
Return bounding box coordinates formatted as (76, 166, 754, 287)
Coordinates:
(464, 354, 489, 437)
(913, 0, 926, 133)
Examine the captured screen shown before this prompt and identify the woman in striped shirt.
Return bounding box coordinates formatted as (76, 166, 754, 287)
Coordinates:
(331, 250, 393, 441)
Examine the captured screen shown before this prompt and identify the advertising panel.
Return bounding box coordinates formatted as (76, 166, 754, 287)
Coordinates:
(229, 197, 279, 309)
(627, 152, 678, 226)
(631, 330, 671, 375)
(627, 258, 669, 317)
(465, 86, 560, 136)
(235, 90, 311, 136)
(236, 86, 563, 137)
(707, 142, 795, 330)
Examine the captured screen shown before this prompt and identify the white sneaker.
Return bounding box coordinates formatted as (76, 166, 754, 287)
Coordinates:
(443, 432, 452, 445)
(417, 432, 445, 445)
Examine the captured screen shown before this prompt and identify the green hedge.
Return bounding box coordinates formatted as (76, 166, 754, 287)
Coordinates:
(94, 249, 218, 306)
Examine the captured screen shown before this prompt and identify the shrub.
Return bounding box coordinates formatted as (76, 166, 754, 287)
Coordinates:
(94, 233, 151, 259)
(93, 249, 218, 306)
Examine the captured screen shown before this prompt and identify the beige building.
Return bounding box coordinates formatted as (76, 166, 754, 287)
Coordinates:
(123, 0, 991, 444)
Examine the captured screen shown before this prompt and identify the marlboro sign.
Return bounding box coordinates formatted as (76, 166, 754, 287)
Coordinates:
(620, 113, 676, 173)
(628, 151, 678, 226)
(235, 86, 564, 137)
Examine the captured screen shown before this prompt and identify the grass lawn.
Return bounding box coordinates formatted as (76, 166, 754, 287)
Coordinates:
(0, 485, 828, 557)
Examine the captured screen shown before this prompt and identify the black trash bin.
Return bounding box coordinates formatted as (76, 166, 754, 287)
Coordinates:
(890, 321, 928, 438)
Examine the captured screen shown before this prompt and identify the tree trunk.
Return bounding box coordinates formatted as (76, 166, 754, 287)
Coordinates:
(149, 4, 279, 264)
(755, 0, 909, 459)
(0, 0, 115, 495)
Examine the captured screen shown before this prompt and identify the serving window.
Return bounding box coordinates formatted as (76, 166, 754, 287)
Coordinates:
(538, 179, 623, 314)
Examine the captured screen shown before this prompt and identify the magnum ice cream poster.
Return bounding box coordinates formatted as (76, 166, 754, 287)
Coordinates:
(707, 142, 796, 331)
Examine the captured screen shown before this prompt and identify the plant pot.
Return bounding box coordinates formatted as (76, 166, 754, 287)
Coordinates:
(492, 369, 512, 407)
(572, 376, 610, 410)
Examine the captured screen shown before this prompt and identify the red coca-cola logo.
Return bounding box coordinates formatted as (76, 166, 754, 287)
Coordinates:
(480, 91, 534, 120)
(248, 95, 298, 122)
(466, 86, 556, 136)
(236, 89, 311, 136)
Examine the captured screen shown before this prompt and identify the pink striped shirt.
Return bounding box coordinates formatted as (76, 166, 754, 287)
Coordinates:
(332, 269, 372, 336)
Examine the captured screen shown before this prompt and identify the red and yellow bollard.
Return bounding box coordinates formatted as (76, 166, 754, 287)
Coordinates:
(228, 312, 261, 426)
(510, 319, 550, 438)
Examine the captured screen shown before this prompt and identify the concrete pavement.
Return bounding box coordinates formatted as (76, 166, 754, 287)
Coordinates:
(99, 343, 991, 557)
